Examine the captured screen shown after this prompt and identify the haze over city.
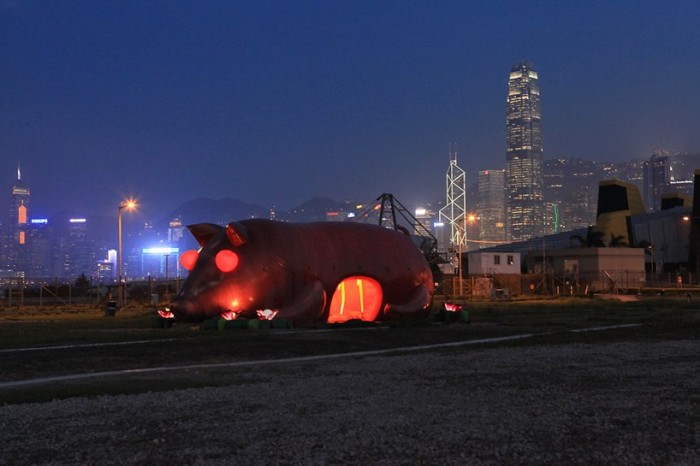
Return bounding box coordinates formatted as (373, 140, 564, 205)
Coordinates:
(2, 1, 700, 219)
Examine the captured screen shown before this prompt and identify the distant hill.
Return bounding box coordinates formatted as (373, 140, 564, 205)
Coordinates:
(159, 197, 270, 228)
(286, 196, 360, 222)
(160, 195, 363, 227)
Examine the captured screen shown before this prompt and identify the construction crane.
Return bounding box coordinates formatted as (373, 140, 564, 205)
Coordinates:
(353, 193, 447, 283)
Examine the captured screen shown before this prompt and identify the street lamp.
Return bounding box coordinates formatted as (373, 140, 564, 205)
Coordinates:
(456, 214, 469, 295)
(118, 199, 137, 307)
(682, 214, 699, 283)
(466, 213, 480, 249)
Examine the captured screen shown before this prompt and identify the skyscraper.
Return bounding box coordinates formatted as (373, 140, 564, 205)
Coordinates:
(505, 62, 544, 241)
(5, 165, 31, 273)
(477, 170, 506, 246)
(543, 158, 600, 232)
(644, 151, 700, 212)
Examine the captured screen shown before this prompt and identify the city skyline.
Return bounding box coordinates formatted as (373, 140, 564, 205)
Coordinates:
(3, 150, 699, 279)
(2, 2, 700, 219)
(4, 150, 700, 224)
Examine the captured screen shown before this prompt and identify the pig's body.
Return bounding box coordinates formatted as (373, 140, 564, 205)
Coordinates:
(171, 219, 434, 324)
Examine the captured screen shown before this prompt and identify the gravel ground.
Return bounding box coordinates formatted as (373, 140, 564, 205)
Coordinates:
(0, 338, 698, 465)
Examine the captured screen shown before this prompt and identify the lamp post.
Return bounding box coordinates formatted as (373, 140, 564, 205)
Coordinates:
(118, 199, 137, 307)
(466, 213, 480, 250)
(164, 254, 170, 299)
(682, 215, 698, 283)
(457, 220, 463, 296)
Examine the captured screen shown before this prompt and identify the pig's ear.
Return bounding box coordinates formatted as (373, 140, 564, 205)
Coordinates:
(226, 222, 248, 247)
(187, 223, 224, 247)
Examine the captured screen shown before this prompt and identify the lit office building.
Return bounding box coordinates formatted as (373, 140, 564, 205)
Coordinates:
(505, 62, 545, 241)
(141, 247, 180, 278)
(26, 219, 52, 278)
(543, 158, 600, 232)
(51, 217, 97, 278)
(477, 170, 506, 246)
(414, 207, 434, 235)
(601, 158, 646, 204)
(644, 151, 700, 212)
(167, 216, 185, 246)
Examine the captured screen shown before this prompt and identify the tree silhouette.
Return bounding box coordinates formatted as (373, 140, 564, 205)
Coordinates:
(570, 226, 606, 247)
(609, 233, 629, 248)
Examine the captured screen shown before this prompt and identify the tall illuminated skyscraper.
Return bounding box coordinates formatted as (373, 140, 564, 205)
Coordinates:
(6, 165, 31, 273)
(505, 62, 544, 241)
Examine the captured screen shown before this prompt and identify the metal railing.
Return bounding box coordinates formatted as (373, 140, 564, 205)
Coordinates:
(0, 277, 182, 308)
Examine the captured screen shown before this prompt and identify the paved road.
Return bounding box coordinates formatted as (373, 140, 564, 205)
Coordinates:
(0, 327, 697, 465)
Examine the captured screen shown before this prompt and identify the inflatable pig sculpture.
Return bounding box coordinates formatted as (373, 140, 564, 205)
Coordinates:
(171, 219, 434, 324)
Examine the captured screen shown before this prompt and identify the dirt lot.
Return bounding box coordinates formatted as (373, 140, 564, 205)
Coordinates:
(0, 298, 698, 465)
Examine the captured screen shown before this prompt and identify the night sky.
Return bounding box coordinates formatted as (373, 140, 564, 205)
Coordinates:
(2, 1, 699, 220)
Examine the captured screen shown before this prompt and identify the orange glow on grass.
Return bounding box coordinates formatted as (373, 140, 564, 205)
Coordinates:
(327, 276, 382, 323)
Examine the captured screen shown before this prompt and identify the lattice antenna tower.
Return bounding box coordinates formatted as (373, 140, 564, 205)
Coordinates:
(439, 144, 467, 248)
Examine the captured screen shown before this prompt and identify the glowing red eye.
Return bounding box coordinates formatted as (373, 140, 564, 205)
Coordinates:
(180, 250, 199, 271)
(215, 250, 239, 272)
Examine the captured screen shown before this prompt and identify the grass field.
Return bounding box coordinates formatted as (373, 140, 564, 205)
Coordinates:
(0, 295, 697, 404)
(0, 294, 697, 348)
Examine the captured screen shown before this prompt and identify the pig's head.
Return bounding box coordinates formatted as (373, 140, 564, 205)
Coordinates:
(171, 221, 273, 322)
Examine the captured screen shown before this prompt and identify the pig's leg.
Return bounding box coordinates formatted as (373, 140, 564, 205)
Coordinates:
(277, 280, 326, 324)
(383, 284, 432, 317)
